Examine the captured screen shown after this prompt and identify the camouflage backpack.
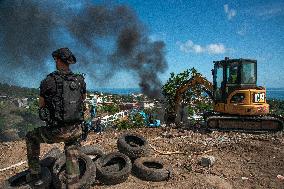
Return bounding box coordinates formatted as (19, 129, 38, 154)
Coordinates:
(45, 71, 85, 125)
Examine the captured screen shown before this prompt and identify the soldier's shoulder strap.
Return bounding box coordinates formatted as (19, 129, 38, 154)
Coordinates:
(73, 72, 86, 80)
(40, 71, 58, 85)
(73, 72, 86, 95)
(72, 73, 86, 87)
(46, 71, 60, 78)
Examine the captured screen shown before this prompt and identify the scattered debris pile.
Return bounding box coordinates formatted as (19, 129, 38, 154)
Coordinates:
(0, 132, 172, 188)
(0, 127, 283, 188)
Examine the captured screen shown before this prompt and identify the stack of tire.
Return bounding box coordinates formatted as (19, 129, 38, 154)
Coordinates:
(1, 146, 101, 189)
(51, 146, 99, 189)
(2, 133, 172, 188)
(116, 133, 172, 183)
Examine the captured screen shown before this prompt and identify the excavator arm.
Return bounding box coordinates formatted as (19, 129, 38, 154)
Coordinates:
(165, 73, 214, 123)
(174, 73, 214, 113)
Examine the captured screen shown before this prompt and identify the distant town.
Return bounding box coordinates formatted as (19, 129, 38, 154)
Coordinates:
(0, 83, 164, 141)
(84, 91, 161, 126)
(1, 82, 284, 142)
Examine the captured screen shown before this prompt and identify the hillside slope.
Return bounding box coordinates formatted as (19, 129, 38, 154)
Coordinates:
(0, 128, 283, 188)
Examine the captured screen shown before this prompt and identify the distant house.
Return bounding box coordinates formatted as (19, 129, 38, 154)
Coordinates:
(96, 96, 104, 104)
(13, 98, 28, 108)
(102, 102, 114, 106)
(0, 95, 7, 100)
(140, 101, 155, 109)
(100, 110, 129, 124)
(91, 94, 104, 104)
(119, 102, 139, 110)
(132, 93, 143, 98)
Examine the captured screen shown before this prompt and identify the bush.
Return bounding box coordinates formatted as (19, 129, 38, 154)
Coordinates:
(0, 116, 6, 131)
(267, 99, 284, 116)
(28, 99, 39, 116)
(115, 112, 146, 130)
(116, 120, 133, 130)
(97, 104, 120, 114)
(131, 113, 145, 128)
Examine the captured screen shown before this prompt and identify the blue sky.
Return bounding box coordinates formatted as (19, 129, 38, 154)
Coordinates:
(104, 0, 284, 88)
(0, 0, 283, 89)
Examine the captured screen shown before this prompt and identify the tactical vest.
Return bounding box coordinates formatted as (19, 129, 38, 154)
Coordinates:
(45, 71, 84, 125)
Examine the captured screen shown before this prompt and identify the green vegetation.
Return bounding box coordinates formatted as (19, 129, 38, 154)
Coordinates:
(130, 112, 145, 128)
(162, 68, 213, 121)
(0, 116, 6, 130)
(193, 101, 213, 114)
(0, 96, 42, 139)
(115, 119, 133, 130)
(0, 82, 38, 98)
(115, 112, 146, 130)
(27, 98, 40, 116)
(162, 68, 197, 112)
(121, 95, 135, 103)
(268, 99, 284, 116)
(97, 104, 120, 115)
(0, 82, 40, 139)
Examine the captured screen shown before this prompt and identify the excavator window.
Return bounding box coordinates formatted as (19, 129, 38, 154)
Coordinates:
(215, 66, 223, 101)
(241, 62, 256, 84)
(230, 93, 245, 104)
(227, 62, 239, 84)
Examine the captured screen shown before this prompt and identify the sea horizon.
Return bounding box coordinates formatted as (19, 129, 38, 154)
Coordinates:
(91, 88, 141, 95)
(91, 87, 284, 100)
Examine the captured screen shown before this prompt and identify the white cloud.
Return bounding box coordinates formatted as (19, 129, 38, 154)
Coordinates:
(242, 3, 284, 20)
(257, 7, 282, 17)
(224, 4, 236, 20)
(255, 5, 284, 20)
(178, 40, 205, 53)
(177, 40, 228, 54)
(207, 44, 226, 54)
(192, 44, 204, 53)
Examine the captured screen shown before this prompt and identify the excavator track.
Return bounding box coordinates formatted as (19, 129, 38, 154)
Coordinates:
(205, 112, 284, 132)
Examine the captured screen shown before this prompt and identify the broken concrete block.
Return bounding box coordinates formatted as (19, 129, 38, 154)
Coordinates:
(277, 175, 284, 181)
(201, 155, 216, 167)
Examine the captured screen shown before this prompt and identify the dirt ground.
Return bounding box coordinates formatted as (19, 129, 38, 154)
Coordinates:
(0, 127, 283, 189)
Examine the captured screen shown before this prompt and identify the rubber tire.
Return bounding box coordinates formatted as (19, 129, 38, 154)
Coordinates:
(132, 157, 172, 182)
(79, 145, 104, 162)
(40, 147, 62, 169)
(1, 167, 52, 189)
(117, 133, 150, 160)
(52, 153, 95, 189)
(95, 152, 132, 185)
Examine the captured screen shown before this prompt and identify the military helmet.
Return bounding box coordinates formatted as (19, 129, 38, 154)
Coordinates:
(52, 47, 76, 64)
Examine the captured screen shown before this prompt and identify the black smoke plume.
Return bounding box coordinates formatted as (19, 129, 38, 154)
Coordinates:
(0, 0, 168, 98)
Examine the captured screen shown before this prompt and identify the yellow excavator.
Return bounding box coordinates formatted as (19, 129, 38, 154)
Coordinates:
(171, 57, 283, 131)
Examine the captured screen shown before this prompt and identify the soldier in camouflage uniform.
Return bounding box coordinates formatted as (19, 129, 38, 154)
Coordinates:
(25, 48, 86, 188)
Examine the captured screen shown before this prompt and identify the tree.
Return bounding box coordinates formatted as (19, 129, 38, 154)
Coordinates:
(162, 68, 213, 124)
(97, 103, 120, 115)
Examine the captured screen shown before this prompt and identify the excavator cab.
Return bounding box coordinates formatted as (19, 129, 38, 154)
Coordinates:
(212, 58, 269, 115)
(213, 58, 257, 102)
